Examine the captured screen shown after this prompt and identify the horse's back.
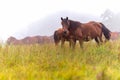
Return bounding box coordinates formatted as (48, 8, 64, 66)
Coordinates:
(81, 21, 102, 38)
(85, 21, 102, 31)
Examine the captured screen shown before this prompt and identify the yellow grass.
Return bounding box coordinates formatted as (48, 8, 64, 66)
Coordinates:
(0, 40, 120, 80)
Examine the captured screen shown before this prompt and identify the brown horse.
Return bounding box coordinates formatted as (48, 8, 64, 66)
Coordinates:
(61, 17, 111, 48)
(54, 28, 74, 47)
(54, 28, 90, 48)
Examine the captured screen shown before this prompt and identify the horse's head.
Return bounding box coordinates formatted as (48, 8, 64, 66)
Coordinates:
(61, 17, 70, 35)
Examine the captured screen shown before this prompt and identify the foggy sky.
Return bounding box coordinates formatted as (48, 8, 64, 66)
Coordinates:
(0, 0, 120, 41)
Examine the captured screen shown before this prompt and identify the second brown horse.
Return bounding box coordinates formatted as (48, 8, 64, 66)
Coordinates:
(54, 28, 75, 48)
(54, 28, 90, 48)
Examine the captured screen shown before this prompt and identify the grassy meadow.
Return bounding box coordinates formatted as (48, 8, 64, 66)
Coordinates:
(0, 40, 120, 80)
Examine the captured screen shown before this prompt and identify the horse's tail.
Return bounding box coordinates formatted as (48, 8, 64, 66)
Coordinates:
(100, 23, 111, 40)
(54, 31, 58, 42)
(54, 31, 60, 45)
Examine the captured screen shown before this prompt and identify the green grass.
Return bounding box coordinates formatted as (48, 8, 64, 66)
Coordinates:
(0, 40, 120, 80)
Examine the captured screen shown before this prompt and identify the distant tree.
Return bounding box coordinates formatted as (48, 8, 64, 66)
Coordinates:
(101, 9, 120, 32)
(101, 9, 114, 21)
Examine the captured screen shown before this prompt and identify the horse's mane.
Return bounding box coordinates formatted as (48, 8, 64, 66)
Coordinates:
(68, 19, 82, 29)
(69, 19, 81, 23)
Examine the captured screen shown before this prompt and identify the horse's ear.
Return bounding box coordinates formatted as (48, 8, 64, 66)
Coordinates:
(61, 17, 63, 20)
(66, 17, 68, 20)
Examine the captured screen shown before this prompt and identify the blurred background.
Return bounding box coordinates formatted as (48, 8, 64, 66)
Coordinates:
(0, 0, 120, 42)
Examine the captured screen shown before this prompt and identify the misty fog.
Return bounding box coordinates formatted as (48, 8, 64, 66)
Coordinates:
(101, 9, 120, 32)
(12, 9, 120, 40)
(12, 11, 102, 39)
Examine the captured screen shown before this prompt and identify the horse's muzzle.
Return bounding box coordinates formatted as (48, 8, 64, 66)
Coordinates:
(63, 30, 69, 36)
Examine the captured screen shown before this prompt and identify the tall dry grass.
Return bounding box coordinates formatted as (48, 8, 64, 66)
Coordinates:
(0, 40, 119, 80)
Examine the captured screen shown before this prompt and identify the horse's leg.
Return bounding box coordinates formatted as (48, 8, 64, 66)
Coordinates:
(69, 40, 71, 48)
(79, 39, 83, 49)
(69, 39, 75, 49)
(69, 39, 73, 48)
(99, 35, 103, 44)
(96, 35, 103, 46)
(70, 39, 73, 48)
(61, 39, 65, 47)
(55, 42, 58, 46)
(99, 32, 103, 43)
(55, 40, 59, 46)
(95, 37, 99, 45)
(72, 39, 76, 49)
(100, 37, 103, 44)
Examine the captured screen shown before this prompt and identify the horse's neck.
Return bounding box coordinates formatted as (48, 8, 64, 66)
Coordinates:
(68, 20, 82, 36)
(69, 20, 81, 29)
